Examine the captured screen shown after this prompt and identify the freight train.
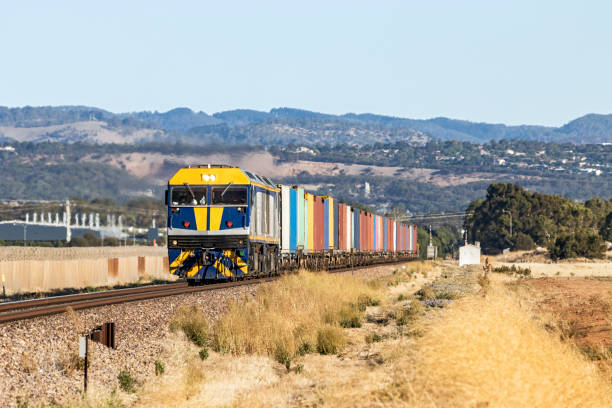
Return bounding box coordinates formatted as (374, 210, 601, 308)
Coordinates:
(166, 165, 417, 283)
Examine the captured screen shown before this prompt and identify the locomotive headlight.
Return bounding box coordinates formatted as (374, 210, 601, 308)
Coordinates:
(172, 240, 178, 246)
(210, 175, 216, 181)
(202, 174, 210, 181)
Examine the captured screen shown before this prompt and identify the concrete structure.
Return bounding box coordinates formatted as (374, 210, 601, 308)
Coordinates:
(459, 244, 481, 266)
(0, 255, 171, 294)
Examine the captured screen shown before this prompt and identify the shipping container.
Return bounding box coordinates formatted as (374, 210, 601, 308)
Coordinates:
(360, 211, 366, 251)
(353, 208, 360, 250)
(280, 185, 290, 253)
(333, 200, 339, 250)
(396, 221, 401, 252)
(321, 196, 335, 251)
(323, 197, 329, 250)
(378, 215, 383, 251)
(347, 205, 353, 251)
(296, 187, 305, 250)
(383, 217, 387, 251)
(313, 195, 324, 251)
(372, 215, 376, 251)
(305, 192, 314, 252)
(367, 212, 373, 251)
(408, 225, 413, 252)
(338, 203, 346, 251)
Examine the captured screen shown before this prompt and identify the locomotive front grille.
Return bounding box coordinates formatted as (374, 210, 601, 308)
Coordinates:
(168, 235, 249, 249)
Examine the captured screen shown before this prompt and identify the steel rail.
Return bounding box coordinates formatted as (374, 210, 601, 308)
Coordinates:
(0, 282, 188, 313)
(0, 278, 276, 324)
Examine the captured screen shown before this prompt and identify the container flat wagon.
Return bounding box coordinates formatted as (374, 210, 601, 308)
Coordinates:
(167, 165, 418, 283)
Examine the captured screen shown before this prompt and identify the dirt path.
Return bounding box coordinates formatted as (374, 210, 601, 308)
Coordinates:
(523, 277, 612, 350)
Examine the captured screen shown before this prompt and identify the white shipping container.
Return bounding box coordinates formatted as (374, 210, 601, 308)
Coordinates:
(280, 186, 291, 253)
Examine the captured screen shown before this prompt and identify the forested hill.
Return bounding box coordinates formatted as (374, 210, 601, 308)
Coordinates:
(1, 105, 612, 145)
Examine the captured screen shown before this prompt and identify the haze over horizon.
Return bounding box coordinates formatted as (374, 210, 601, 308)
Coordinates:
(2, 1, 612, 127)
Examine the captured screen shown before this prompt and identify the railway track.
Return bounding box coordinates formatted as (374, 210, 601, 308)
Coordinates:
(0, 279, 274, 324)
(0, 259, 413, 324)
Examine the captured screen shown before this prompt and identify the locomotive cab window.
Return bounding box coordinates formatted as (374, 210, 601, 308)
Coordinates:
(211, 186, 248, 205)
(171, 185, 207, 206)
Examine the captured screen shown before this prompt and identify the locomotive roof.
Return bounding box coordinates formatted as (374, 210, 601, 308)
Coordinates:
(169, 166, 278, 190)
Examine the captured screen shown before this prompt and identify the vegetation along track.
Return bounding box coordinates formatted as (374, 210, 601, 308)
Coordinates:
(0, 259, 413, 324)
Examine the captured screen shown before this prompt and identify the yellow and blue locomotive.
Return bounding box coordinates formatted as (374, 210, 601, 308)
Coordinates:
(166, 165, 280, 283)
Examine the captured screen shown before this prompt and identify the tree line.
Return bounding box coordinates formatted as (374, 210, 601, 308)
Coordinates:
(464, 183, 611, 259)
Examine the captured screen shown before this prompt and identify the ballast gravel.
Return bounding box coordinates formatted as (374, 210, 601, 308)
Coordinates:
(0, 262, 411, 407)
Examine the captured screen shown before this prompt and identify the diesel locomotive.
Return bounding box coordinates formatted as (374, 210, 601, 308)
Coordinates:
(166, 165, 417, 283)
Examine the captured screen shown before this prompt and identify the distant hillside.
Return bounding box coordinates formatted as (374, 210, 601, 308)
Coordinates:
(1, 105, 612, 145)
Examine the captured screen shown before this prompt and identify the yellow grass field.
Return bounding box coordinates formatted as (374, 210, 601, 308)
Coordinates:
(66, 262, 612, 408)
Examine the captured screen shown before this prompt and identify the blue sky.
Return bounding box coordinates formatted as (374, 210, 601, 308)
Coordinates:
(1, 1, 610, 126)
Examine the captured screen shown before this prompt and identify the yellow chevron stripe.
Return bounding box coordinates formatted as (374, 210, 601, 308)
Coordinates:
(214, 258, 232, 277)
(185, 262, 201, 278)
(209, 207, 224, 231)
(194, 207, 208, 230)
(169, 250, 194, 269)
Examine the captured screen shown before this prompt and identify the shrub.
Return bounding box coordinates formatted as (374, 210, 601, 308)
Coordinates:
(548, 231, 605, 261)
(118, 368, 137, 393)
(357, 294, 380, 311)
(170, 305, 209, 347)
(395, 300, 423, 326)
(274, 345, 292, 370)
(298, 341, 315, 356)
(416, 287, 435, 301)
(338, 305, 362, 328)
(154, 359, 165, 376)
(513, 232, 536, 250)
(198, 348, 209, 361)
(317, 326, 346, 355)
(365, 332, 383, 344)
(493, 264, 531, 277)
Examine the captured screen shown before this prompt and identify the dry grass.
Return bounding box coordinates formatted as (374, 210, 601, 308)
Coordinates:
(170, 305, 209, 347)
(376, 280, 612, 407)
(105, 262, 612, 408)
(19, 352, 38, 374)
(212, 270, 381, 361)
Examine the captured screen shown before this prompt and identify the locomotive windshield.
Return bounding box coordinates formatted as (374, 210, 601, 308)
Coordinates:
(171, 185, 207, 206)
(211, 186, 248, 205)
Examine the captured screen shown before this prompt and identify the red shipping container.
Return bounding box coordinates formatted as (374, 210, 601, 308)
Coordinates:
(368, 214, 374, 251)
(396, 221, 401, 251)
(338, 203, 345, 251)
